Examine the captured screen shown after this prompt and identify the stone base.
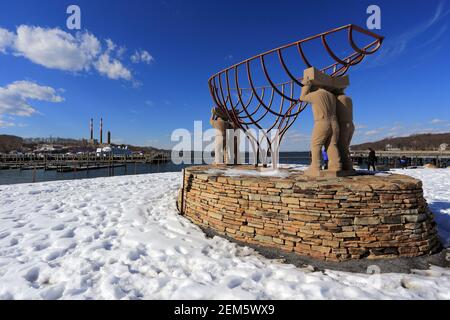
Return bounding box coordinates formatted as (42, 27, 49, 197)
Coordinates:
(177, 165, 441, 262)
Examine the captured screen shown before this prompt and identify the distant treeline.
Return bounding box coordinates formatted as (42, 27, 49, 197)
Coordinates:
(0, 135, 23, 153)
(0, 134, 168, 154)
(351, 132, 450, 151)
(23, 137, 82, 144)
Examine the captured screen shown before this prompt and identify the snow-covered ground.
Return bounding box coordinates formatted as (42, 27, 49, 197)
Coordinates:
(0, 168, 449, 300)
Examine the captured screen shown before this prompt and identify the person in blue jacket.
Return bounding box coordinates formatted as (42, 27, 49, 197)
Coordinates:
(322, 148, 329, 170)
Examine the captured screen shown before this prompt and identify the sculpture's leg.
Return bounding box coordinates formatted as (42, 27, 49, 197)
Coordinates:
(223, 132, 228, 165)
(214, 129, 224, 165)
(309, 120, 331, 173)
(224, 125, 237, 165)
(327, 119, 342, 171)
(212, 119, 227, 165)
(346, 122, 355, 170)
(234, 131, 240, 165)
(339, 122, 355, 171)
(338, 122, 348, 170)
(347, 122, 355, 170)
(271, 132, 280, 170)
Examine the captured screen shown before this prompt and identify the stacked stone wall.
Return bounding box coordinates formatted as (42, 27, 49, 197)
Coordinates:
(177, 166, 440, 261)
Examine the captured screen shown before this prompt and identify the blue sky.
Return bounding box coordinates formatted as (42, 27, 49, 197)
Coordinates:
(0, 0, 449, 151)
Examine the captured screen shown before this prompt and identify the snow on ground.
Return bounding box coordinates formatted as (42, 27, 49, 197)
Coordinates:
(0, 168, 449, 300)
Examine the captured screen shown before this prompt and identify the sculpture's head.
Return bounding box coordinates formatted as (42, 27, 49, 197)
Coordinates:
(332, 87, 346, 95)
(212, 107, 230, 121)
(301, 79, 321, 92)
(302, 71, 346, 95)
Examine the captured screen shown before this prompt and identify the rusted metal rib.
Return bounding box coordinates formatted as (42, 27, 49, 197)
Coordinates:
(297, 43, 312, 69)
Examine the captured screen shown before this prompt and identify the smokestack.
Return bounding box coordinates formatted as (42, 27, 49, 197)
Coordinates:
(100, 118, 103, 144)
(107, 131, 111, 145)
(90, 118, 93, 140)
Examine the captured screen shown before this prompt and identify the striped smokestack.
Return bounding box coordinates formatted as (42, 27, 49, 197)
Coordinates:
(100, 118, 103, 144)
(90, 118, 93, 140)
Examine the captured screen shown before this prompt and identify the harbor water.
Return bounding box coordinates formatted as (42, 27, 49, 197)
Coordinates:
(0, 152, 312, 185)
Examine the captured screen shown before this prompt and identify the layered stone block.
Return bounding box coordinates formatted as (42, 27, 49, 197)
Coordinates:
(303, 67, 350, 89)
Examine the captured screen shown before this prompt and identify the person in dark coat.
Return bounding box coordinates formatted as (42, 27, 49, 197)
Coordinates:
(368, 148, 377, 171)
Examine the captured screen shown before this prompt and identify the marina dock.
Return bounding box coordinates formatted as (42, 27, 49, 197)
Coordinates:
(0, 153, 170, 172)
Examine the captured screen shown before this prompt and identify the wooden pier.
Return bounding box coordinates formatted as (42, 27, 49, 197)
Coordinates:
(55, 163, 126, 172)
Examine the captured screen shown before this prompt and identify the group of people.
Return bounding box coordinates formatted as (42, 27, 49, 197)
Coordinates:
(367, 150, 409, 171)
(321, 147, 378, 171)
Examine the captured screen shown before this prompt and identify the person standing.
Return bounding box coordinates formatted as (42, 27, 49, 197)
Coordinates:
(322, 148, 329, 170)
(400, 155, 407, 169)
(368, 148, 377, 171)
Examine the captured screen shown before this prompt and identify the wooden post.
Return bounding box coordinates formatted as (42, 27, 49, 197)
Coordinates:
(108, 152, 112, 177)
(112, 153, 115, 176)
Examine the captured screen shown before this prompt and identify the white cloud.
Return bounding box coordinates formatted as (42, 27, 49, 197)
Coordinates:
(280, 129, 311, 151)
(365, 130, 380, 136)
(0, 27, 14, 53)
(131, 50, 154, 64)
(285, 130, 310, 143)
(389, 125, 404, 132)
(94, 53, 132, 80)
(116, 46, 126, 58)
(430, 118, 447, 124)
(13, 25, 101, 72)
(0, 25, 150, 82)
(105, 38, 116, 52)
(0, 80, 64, 117)
(130, 52, 139, 63)
(0, 115, 15, 128)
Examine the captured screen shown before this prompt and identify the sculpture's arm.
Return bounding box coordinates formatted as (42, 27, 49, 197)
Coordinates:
(300, 81, 313, 103)
(210, 107, 217, 126)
